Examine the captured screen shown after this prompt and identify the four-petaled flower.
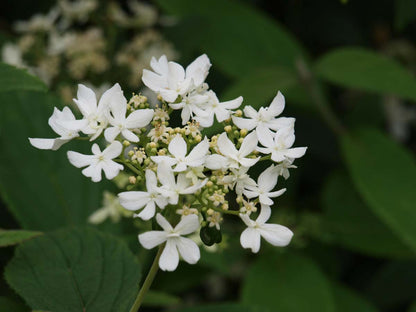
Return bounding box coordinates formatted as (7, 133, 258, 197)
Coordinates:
(67, 141, 123, 182)
(240, 205, 293, 253)
(139, 213, 201, 271)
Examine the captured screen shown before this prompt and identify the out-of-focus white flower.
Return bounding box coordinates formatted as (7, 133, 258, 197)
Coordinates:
(1, 43, 26, 68)
(206, 132, 259, 169)
(243, 165, 286, 205)
(88, 191, 125, 224)
(151, 135, 209, 172)
(14, 7, 60, 33)
(240, 205, 293, 253)
(139, 213, 200, 271)
(67, 141, 123, 182)
(257, 127, 307, 163)
(157, 162, 207, 204)
(232, 92, 295, 140)
(29, 107, 86, 150)
(59, 0, 97, 25)
(47, 31, 76, 55)
(118, 170, 168, 220)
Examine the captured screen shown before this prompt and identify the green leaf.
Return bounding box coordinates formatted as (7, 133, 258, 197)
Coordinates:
(142, 290, 180, 307)
(0, 229, 42, 247)
(332, 283, 378, 312)
(341, 128, 416, 252)
(315, 48, 416, 102)
(322, 172, 413, 258)
(0, 296, 27, 312)
(241, 253, 335, 312)
(156, 0, 305, 77)
(177, 304, 270, 312)
(408, 301, 416, 312)
(0, 91, 110, 230)
(395, 0, 416, 30)
(365, 260, 416, 310)
(5, 227, 141, 312)
(0, 63, 47, 93)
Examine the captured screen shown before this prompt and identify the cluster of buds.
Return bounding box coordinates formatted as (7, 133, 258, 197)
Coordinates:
(30, 54, 307, 271)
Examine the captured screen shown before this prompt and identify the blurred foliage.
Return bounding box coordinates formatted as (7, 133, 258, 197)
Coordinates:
(0, 0, 416, 311)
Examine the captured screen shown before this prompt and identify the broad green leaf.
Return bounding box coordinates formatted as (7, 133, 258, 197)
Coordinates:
(0, 91, 110, 230)
(395, 0, 416, 30)
(156, 0, 305, 77)
(409, 301, 416, 312)
(332, 283, 378, 312)
(0, 63, 47, 93)
(241, 253, 335, 312)
(0, 296, 27, 312)
(0, 229, 42, 247)
(5, 227, 141, 312)
(365, 261, 416, 310)
(315, 48, 416, 102)
(142, 290, 180, 307)
(177, 304, 270, 312)
(341, 128, 416, 252)
(322, 173, 413, 258)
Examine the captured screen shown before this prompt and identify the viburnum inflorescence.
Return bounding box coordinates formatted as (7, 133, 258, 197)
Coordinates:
(29, 54, 307, 271)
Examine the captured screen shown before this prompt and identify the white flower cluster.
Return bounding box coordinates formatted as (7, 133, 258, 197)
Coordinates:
(29, 54, 307, 271)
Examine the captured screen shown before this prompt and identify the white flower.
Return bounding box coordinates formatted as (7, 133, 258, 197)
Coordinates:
(104, 89, 153, 142)
(221, 166, 256, 195)
(169, 92, 210, 125)
(157, 162, 207, 204)
(257, 127, 307, 163)
(152, 135, 209, 172)
(142, 54, 211, 103)
(14, 7, 59, 33)
(67, 141, 123, 182)
(232, 91, 295, 139)
(195, 91, 243, 127)
(205, 132, 259, 169)
(2, 43, 26, 68)
(29, 107, 86, 150)
(88, 191, 123, 224)
(275, 158, 297, 180)
(240, 205, 293, 253)
(118, 169, 168, 220)
(139, 213, 201, 271)
(73, 83, 122, 140)
(243, 165, 286, 205)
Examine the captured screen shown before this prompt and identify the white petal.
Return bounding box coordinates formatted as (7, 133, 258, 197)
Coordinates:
(168, 135, 187, 159)
(157, 162, 176, 188)
(177, 237, 200, 264)
(125, 109, 154, 128)
(185, 137, 209, 167)
(258, 165, 278, 191)
(159, 239, 179, 271)
(174, 214, 199, 235)
(118, 191, 150, 211)
(222, 96, 243, 110)
(67, 151, 93, 168)
(139, 231, 167, 249)
(239, 213, 255, 227)
(239, 157, 259, 167)
(232, 116, 256, 131)
(104, 127, 121, 142)
(217, 133, 237, 157)
(239, 131, 258, 157)
(74, 84, 97, 116)
(82, 163, 102, 182)
(121, 129, 140, 142)
(102, 141, 123, 159)
(240, 228, 261, 253)
(257, 126, 275, 148)
(145, 169, 158, 191)
(98, 83, 123, 113)
(285, 147, 307, 159)
(256, 204, 272, 224)
(102, 160, 123, 180)
(267, 188, 286, 198)
(259, 194, 274, 206)
(151, 156, 177, 167)
(156, 213, 173, 232)
(243, 106, 258, 119)
(142, 69, 167, 91)
(150, 55, 168, 75)
(259, 224, 293, 247)
(137, 201, 156, 220)
(267, 91, 285, 117)
(205, 154, 228, 170)
(29, 138, 69, 150)
(185, 54, 211, 86)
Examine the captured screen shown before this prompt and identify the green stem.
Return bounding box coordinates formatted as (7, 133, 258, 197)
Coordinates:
(129, 245, 164, 312)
